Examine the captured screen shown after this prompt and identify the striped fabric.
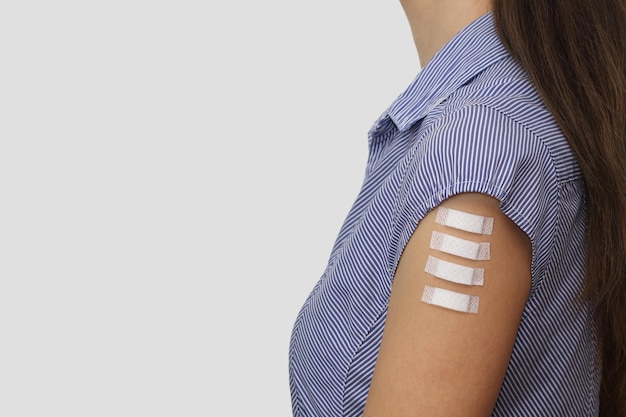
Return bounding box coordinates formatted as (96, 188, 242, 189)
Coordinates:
(289, 12, 600, 417)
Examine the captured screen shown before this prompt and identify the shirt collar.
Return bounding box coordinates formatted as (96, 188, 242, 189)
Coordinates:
(385, 12, 509, 132)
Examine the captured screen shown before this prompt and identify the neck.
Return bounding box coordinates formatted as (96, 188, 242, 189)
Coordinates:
(400, 0, 492, 67)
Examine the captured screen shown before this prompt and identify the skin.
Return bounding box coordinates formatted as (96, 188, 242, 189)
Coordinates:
(361, 192, 532, 417)
(360, 3, 531, 415)
(399, 0, 493, 67)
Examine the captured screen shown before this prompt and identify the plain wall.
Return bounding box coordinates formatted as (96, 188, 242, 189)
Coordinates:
(0, 1, 418, 415)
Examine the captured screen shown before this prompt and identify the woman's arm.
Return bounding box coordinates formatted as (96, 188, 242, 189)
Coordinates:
(362, 192, 532, 417)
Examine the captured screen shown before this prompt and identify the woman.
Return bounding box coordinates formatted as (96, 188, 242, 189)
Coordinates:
(289, 0, 626, 416)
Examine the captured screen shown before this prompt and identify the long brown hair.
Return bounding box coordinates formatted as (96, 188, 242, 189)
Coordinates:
(492, 1, 626, 415)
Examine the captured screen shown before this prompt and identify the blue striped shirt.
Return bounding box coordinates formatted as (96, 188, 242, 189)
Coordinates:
(289, 12, 599, 417)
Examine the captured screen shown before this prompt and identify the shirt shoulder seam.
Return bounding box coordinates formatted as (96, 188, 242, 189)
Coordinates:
(422, 102, 581, 186)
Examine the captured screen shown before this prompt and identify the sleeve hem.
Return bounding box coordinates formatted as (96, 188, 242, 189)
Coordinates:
(406, 181, 552, 295)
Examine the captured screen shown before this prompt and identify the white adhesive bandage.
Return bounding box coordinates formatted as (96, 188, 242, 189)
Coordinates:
(425, 256, 484, 286)
(421, 285, 480, 314)
(430, 231, 490, 260)
(436, 207, 494, 235)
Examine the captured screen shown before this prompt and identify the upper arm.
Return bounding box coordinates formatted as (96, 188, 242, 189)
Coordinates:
(362, 192, 532, 417)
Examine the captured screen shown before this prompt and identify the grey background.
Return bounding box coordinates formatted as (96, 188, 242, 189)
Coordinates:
(1, 1, 418, 415)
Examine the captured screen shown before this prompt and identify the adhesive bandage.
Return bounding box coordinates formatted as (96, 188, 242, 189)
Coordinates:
(430, 231, 490, 260)
(436, 207, 494, 235)
(421, 285, 480, 314)
(424, 256, 484, 286)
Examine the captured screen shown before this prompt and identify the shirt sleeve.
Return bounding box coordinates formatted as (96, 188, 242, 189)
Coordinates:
(393, 104, 560, 292)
